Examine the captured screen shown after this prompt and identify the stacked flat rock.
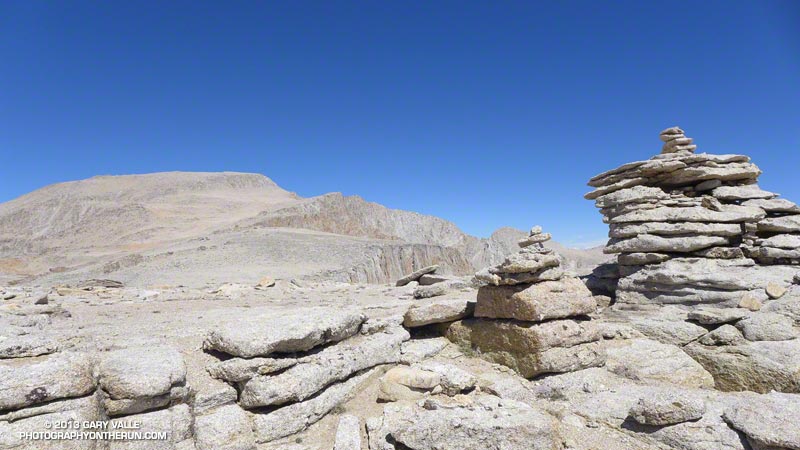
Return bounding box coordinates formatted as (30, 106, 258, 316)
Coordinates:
(202, 306, 410, 444)
(586, 126, 800, 307)
(446, 227, 605, 378)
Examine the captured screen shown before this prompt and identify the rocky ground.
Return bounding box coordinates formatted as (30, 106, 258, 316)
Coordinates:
(2, 128, 798, 449)
(1, 260, 798, 449)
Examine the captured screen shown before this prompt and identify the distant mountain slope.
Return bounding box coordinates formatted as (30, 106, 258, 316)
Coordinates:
(0, 172, 606, 286)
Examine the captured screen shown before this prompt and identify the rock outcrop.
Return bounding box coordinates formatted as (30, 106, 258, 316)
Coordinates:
(445, 227, 606, 378)
(586, 127, 800, 307)
(204, 307, 410, 443)
(587, 127, 800, 394)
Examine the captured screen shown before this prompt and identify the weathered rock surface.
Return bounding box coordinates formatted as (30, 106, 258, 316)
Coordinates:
(446, 319, 604, 378)
(250, 367, 379, 443)
(412, 361, 477, 396)
(628, 390, 705, 426)
(474, 278, 595, 322)
(735, 312, 797, 341)
(194, 404, 256, 450)
(334, 415, 362, 450)
(685, 339, 800, 393)
(206, 356, 297, 383)
(403, 296, 474, 327)
(0, 352, 95, 411)
(240, 328, 407, 408)
(699, 325, 746, 346)
(396, 265, 438, 287)
(723, 392, 800, 450)
(605, 339, 714, 388)
(0, 334, 59, 359)
(204, 307, 365, 358)
(398, 337, 449, 364)
(366, 394, 559, 450)
(97, 346, 186, 416)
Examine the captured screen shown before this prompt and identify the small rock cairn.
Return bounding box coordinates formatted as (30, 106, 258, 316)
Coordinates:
(445, 226, 605, 378)
(586, 127, 800, 308)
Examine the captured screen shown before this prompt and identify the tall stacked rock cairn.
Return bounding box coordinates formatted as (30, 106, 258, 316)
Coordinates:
(586, 126, 800, 308)
(445, 226, 606, 378)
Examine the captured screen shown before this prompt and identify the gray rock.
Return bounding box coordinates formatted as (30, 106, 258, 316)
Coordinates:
(743, 198, 800, 213)
(712, 185, 776, 201)
(412, 278, 473, 299)
(631, 318, 708, 346)
(98, 346, 186, 400)
(629, 390, 705, 426)
(723, 392, 800, 450)
(688, 307, 750, 325)
(0, 352, 95, 411)
(759, 234, 800, 249)
(0, 392, 98, 422)
(396, 265, 438, 287)
(652, 412, 749, 450)
(695, 179, 723, 191)
(476, 265, 565, 286)
(606, 235, 729, 254)
(367, 394, 559, 450)
(399, 337, 449, 364)
(489, 250, 560, 274)
(193, 378, 238, 414)
(694, 246, 746, 259)
(735, 313, 797, 341)
(107, 404, 193, 450)
(334, 415, 362, 450)
(615, 258, 797, 307)
(594, 186, 670, 209)
(403, 297, 474, 327)
(0, 334, 59, 359)
(609, 206, 765, 224)
(762, 294, 800, 324)
(240, 328, 407, 408)
(206, 356, 297, 383)
(0, 393, 102, 450)
(204, 307, 365, 358)
(699, 325, 746, 346)
(609, 222, 742, 238)
(250, 367, 379, 443)
(412, 361, 477, 396)
(417, 273, 452, 285)
(195, 404, 256, 450)
(474, 278, 595, 322)
(605, 339, 714, 388)
(759, 215, 800, 233)
(618, 253, 671, 265)
(585, 177, 647, 200)
(684, 340, 800, 393)
(517, 233, 552, 247)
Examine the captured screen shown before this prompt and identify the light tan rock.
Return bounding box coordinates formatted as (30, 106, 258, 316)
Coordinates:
(474, 278, 595, 322)
(739, 294, 762, 311)
(445, 319, 604, 378)
(766, 282, 788, 299)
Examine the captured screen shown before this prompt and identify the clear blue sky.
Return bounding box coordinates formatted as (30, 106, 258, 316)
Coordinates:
(2, 1, 798, 246)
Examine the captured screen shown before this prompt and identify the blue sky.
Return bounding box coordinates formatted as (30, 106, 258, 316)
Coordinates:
(1, 1, 798, 246)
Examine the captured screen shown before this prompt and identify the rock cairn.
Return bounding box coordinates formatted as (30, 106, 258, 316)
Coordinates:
(445, 226, 605, 378)
(587, 126, 800, 308)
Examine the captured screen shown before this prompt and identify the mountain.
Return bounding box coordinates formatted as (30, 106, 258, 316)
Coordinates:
(0, 172, 607, 286)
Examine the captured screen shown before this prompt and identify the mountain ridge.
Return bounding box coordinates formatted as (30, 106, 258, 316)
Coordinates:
(0, 171, 606, 286)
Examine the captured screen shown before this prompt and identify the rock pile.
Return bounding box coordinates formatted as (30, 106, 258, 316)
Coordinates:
(203, 306, 410, 444)
(586, 127, 800, 307)
(445, 227, 605, 378)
